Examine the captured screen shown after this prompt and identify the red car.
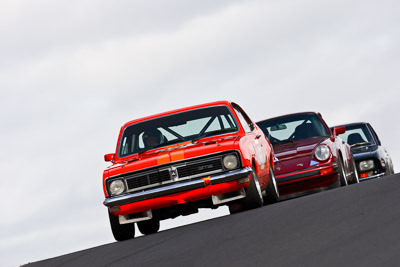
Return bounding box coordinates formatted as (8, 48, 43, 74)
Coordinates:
(103, 101, 279, 241)
(257, 112, 359, 200)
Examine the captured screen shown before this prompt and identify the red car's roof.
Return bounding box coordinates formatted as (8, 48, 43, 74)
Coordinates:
(122, 100, 233, 128)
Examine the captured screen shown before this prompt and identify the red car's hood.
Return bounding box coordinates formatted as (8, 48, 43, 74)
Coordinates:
(107, 135, 239, 177)
(273, 136, 327, 176)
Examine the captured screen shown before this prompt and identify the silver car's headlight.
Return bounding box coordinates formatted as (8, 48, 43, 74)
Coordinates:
(109, 180, 126, 196)
(223, 155, 239, 170)
(359, 160, 375, 171)
(314, 145, 331, 161)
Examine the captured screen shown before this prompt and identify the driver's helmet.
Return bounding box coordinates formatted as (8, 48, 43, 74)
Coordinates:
(142, 129, 163, 148)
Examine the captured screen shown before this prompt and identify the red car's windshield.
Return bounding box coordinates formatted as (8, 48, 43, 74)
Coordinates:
(118, 105, 239, 157)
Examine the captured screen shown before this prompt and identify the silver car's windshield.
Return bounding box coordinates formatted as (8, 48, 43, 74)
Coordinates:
(119, 105, 238, 157)
(337, 124, 375, 147)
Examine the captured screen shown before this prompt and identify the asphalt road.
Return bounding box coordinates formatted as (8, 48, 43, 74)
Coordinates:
(25, 173, 400, 267)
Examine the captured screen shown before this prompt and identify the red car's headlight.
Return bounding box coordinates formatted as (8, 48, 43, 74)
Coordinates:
(109, 180, 126, 196)
(223, 155, 239, 170)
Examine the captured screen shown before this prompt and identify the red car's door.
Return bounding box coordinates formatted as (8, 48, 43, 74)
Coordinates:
(231, 103, 270, 188)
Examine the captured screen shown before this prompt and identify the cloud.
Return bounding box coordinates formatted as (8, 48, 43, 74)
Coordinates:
(1, 0, 399, 266)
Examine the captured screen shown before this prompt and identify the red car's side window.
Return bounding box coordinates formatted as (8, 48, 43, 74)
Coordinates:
(232, 104, 254, 133)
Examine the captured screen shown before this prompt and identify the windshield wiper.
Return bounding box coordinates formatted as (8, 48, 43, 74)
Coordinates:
(152, 140, 184, 149)
(123, 154, 140, 163)
(278, 139, 294, 144)
(137, 140, 185, 154)
(138, 148, 151, 155)
(192, 128, 236, 143)
(351, 142, 371, 148)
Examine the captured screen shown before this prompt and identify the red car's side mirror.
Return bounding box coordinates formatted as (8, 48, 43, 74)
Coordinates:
(104, 153, 115, 162)
(333, 126, 346, 137)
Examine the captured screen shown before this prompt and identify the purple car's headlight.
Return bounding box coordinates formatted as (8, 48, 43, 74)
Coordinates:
(315, 145, 331, 161)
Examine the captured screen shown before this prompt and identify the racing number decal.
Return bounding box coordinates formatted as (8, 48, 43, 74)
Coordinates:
(156, 141, 192, 165)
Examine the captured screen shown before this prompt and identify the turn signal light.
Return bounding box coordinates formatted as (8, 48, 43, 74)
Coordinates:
(238, 176, 250, 184)
(320, 167, 334, 176)
(360, 172, 370, 178)
(109, 206, 120, 212)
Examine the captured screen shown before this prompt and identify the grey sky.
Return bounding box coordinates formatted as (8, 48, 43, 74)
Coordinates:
(1, 1, 399, 266)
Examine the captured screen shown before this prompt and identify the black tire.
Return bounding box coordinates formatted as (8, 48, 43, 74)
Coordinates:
(242, 164, 264, 209)
(228, 202, 243, 214)
(263, 165, 279, 204)
(338, 156, 348, 187)
(137, 219, 160, 235)
(108, 211, 135, 241)
(349, 156, 360, 184)
(386, 159, 394, 176)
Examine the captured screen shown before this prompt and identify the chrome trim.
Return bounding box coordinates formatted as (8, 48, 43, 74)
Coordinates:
(164, 169, 224, 185)
(107, 150, 241, 180)
(119, 210, 153, 224)
(359, 172, 385, 181)
(277, 170, 326, 183)
(170, 166, 178, 181)
(103, 167, 252, 207)
(106, 152, 241, 195)
(211, 188, 246, 205)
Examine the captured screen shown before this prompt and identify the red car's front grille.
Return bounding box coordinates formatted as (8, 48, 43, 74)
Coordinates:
(122, 155, 230, 192)
(158, 170, 171, 183)
(177, 159, 222, 178)
(126, 170, 170, 190)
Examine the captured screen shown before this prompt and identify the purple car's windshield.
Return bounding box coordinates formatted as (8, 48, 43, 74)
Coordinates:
(257, 114, 330, 145)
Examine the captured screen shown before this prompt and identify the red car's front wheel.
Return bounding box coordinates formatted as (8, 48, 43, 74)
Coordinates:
(264, 165, 279, 204)
(228, 165, 264, 214)
(137, 219, 160, 235)
(108, 210, 135, 241)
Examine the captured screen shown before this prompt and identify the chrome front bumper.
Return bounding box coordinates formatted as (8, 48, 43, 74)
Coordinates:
(359, 172, 385, 182)
(103, 167, 252, 207)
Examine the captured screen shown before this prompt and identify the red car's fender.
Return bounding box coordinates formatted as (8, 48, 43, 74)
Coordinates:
(233, 131, 271, 190)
